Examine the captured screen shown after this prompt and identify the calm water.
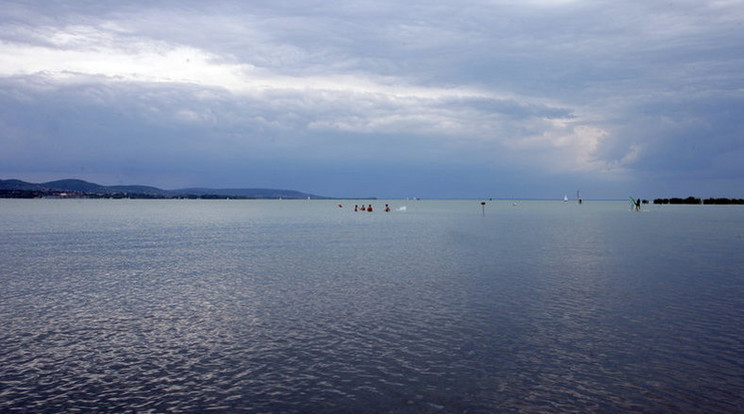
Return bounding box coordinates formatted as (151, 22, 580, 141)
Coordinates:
(1, 199, 743, 413)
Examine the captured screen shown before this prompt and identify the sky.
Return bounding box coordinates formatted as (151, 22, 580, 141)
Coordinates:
(1, 0, 743, 199)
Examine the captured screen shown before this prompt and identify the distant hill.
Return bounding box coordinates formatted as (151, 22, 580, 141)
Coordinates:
(0, 179, 41, 191)
(42, 179, 110, 193)
(108, 185, 172, 196)
(0, 179, 328, 199)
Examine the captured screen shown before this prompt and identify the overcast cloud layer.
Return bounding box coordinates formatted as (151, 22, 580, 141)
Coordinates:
(1, 0, 743, 198)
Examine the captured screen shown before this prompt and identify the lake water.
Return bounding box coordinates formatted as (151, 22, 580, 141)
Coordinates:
(1, 199, 742, 413)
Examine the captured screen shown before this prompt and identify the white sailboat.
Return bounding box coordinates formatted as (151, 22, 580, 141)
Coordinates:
(563, 194, 568, 202)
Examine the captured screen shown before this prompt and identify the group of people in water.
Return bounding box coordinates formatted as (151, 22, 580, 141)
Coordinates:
(354, 204, 390, 212)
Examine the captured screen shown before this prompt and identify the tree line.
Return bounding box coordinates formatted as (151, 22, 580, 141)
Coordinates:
(653, 197, 744, 205)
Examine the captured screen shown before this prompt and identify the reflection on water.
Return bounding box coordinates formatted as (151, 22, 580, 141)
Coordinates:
(1, 200, 743, 413)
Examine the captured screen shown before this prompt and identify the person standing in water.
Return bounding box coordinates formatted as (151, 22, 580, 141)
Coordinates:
(385, 204, 390, 212)
(367, 204, 373, 212)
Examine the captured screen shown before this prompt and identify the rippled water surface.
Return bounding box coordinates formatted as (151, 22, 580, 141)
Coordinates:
(1, 199, 743, 413)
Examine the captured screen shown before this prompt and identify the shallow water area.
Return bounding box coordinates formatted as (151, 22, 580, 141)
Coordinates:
(1, 199, 743, 413)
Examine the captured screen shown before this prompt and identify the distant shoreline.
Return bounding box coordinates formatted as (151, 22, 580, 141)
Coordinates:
(0, 178, 335, 200)
(1, 179, 742, 203)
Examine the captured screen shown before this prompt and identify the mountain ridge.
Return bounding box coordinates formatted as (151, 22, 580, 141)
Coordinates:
(0, 178, 330, 199)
